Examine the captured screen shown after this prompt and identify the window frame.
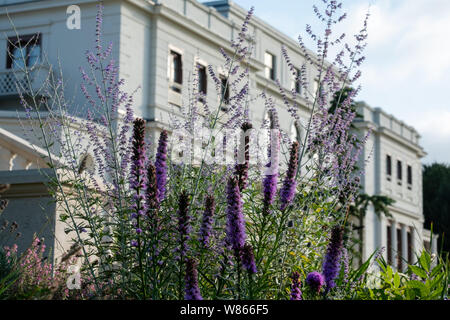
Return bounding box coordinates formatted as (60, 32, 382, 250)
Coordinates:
(6, 33, 41, 69)
(397, 159, 403, 185)
(407, 164, 413, 189)
(264, 51, 276, 81)
(386, 154, 392, 181)
(168, 47, 183, 93)
(196, 62, 207, 101)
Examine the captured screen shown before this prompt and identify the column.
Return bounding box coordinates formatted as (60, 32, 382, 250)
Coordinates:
(401, 225, 408, 271)
(0, 147, 14, 171)
(410, 227, 416, 264)
(391, 220, 397, 270)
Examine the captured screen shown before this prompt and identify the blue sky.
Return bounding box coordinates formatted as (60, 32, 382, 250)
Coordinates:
(213, 0, 450, 164)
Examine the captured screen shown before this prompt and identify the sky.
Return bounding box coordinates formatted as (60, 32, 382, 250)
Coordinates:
(214, 0, 450, 164)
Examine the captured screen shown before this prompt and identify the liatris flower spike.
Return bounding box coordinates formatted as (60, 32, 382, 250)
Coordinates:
(322, 225, 344, 293)
(241, 243, 257, 274)
(155, 130, 168, 203)
(199, 195, 215, 247)
(226, 177, 246, 253)
(279, 141, 300, 211)
(184, 258, 202, 300)
(290, 271, 302, 300)
(177, 191, 191, 259)
(306, 271, 325, 294)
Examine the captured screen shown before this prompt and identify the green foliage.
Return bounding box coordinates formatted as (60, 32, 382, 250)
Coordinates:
(355, 250, 449, 300)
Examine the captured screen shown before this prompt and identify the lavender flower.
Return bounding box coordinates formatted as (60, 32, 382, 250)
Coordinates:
(306, 271, 325, 294)
(279, 141, 300, 211)
(240, 243, 257, 274)
(290, 271, 302, 300)
(322, 225, 344, 292)
(177, 191, 191, 259)
(226, 177, 246, 253)
(341, 247, 349, 284)
(184, 258, 203, 300)
(199, 195, 215, 247)
(155, 130, 168, 203)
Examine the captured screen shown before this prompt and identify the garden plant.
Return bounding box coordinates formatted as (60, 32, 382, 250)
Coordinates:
(0, 0, 448, 300)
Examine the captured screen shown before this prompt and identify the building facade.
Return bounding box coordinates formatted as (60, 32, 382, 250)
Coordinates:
(0, 0, 437, 267)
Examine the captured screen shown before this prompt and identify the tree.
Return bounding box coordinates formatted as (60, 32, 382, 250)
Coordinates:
(423, 163, 450, 255)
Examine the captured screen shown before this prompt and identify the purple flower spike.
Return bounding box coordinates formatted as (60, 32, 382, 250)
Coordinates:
(306, 271, 325, 294)
(177, 191, 191, 259)
(146, 164, 160, 212)
(279, 141, 299, 211)
(130, 119, 147, 247)
(290, 271, 302, 300)
(155, 130, 168, 203)
(241, 243, 257, 274)
(199, 195, 215, 247)
(184, 258, 203, 300)
(226, 177, 247, 253)
(130, 119, 147, 202)
(262, 129, 280, 214)
(322, 225, 344, 292)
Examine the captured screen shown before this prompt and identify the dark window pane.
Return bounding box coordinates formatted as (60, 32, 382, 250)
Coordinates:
(220, 76, 229, 107)
(7, 34, 41, 69)
(407, 165, 412, 185)
(386, 155, 392, 176)
(171, 51, 182, 84)
(197, 64, 207, 96)
(397, 160, 402, 181)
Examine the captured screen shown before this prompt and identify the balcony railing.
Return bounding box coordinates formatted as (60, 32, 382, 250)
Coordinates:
(0, 65, 51, 97)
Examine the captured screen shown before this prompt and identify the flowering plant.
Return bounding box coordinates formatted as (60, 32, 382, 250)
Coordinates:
(4, 0, 447, 301)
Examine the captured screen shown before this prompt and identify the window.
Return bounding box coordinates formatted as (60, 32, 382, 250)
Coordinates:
(220, 75, 229, 109)
(197, 63, 207, 100)
(387, 225, 392, 266)
(7, 33, 41, 69)
(169, 50, 182, 92)
(293, 67, 302, 94)
(264, 52, 276, 80)
(313, 79, 323, 99)
(407, 165, 412, 189)
(397, 160, 402, 185)
(386, 155, 392, 180)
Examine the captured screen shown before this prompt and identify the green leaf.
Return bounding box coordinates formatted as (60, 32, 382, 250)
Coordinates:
(408, 280, 429, 297)
(430, 264, 443, 278)
(393, 272, 401, 288)
(419, 252, 430, 273)
(409, 265, 428, 279)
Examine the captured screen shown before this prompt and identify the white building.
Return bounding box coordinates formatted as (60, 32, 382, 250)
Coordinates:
(0, 0, 437, 267)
